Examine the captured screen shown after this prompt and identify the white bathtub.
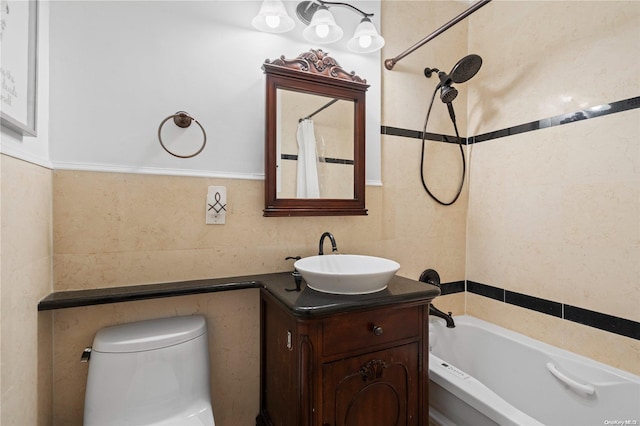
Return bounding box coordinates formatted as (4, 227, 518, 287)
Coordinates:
(428, 315, 640, 426)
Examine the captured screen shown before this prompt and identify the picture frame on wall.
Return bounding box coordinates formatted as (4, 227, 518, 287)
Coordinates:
(0, 0, 38, 136)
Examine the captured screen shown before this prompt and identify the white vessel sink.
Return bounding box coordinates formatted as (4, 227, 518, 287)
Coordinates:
(294, 255, 400, 295)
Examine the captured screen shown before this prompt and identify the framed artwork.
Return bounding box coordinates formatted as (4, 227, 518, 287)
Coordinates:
(1, 0, 37, 136)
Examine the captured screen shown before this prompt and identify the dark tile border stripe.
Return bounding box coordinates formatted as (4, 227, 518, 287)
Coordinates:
(467, 280, 504, 301)
(281, 153, 354, 165)
(381, 126, 462, 144)
(439, 280, 465, 296)
(322, 157, 354, 165)
(462, 280, 640, 340)
(474, 96, 640, 143)
(505, 290, 562, 318)
(382, 96, 640, 145)
(565, 305, 640, 340)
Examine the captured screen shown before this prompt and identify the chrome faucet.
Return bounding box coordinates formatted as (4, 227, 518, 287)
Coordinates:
(318, 232, 338, 255)
(429, 304, 455, 328)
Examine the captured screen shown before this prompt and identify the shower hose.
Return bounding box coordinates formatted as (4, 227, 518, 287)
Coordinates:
(420, 86, 466, 206)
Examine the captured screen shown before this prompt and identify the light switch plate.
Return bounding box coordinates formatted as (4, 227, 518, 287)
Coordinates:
(206, 186, 226, 224)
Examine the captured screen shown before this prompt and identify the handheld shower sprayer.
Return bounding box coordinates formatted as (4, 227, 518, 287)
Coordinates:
(440, 83, 459, 104)
(419, 54, 483, 206)
(424, 67, 459, 104)
(424, 54, 482, 104)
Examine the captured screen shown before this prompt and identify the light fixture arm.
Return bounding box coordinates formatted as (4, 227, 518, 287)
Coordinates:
(296, 0, 373, 25)
(294, 0, 384, 52)
(317, 0, 374, 18)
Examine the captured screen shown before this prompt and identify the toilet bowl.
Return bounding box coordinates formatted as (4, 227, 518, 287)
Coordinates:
(83, 315, 215, 426)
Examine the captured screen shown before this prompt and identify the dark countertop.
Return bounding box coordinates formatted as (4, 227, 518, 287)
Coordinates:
(37, 274, 266, 311)
(262, 272, 440, 317)
(38, 272, 441, 315)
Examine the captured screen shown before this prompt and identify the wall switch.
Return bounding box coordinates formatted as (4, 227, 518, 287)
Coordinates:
(206, 186, 226, 224)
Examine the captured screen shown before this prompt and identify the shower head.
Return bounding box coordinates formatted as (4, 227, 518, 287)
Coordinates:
(450, 54, 482, 84)
(424, 54, 483, 85)
(440, 85, 458, 103)
(424, 53, 483, 104)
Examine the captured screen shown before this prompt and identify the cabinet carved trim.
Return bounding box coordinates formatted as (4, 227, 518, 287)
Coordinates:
(344, 382, 401, 426)
(332, 358, 408, 426)
(299, 334, 314, 426)
(358, 359, 388, 382)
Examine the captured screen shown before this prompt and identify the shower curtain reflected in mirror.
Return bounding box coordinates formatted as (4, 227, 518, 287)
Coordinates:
(296, 119, 320, 198)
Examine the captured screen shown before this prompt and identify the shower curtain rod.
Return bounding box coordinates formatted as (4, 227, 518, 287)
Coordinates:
(384, 0, 492, 71)
(299, 98, 340, 122)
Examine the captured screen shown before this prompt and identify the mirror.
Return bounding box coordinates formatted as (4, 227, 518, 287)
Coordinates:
(263, 49, 369, 217)
(277, 90, 354, 200)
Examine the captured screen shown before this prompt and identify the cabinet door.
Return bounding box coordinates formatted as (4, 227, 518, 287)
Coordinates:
(322, 344, 419, 426)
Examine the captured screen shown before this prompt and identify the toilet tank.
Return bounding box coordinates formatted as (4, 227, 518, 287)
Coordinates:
(84, 315, 215, 426)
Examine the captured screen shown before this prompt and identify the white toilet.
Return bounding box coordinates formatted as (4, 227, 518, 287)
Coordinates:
(83, 315, 215, 426)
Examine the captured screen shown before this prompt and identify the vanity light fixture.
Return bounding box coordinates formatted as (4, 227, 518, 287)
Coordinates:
(347, 16, 385, 53)
(297, 0, 384, 53)
(252, 0, 296, 33)
(252, 0, 385, 53)
(301, 3, 343, 44)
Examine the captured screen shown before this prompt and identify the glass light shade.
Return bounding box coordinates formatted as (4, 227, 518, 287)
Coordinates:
(302, 6, 343, 44)
(252, 0, 295, 33)
(347, 17, 385, 53)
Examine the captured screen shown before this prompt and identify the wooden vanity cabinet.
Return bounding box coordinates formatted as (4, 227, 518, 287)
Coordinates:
(257, 277, 436, 426)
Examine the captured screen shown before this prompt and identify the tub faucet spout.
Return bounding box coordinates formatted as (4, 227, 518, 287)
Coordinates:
(430, 304, 455, 328)
(318, 232, 338, 255)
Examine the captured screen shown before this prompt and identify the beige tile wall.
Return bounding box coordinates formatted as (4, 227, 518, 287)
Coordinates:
(467, 1, 639, 136)
(380, 0, 470, 315)
(52, 171, 391, 290)
(381, 0, 470, 135)
(467, 110, 640, 319)
(0, 155, 53, 426)
(466, 1, 640, 374)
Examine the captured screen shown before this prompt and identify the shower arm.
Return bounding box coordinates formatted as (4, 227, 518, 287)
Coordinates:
(384, 0, 491, 71)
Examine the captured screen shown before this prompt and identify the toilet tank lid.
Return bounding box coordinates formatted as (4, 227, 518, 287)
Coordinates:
(92, 315, 207, 353)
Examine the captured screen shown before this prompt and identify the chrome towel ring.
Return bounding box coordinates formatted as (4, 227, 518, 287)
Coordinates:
(158, 111, 207, 158)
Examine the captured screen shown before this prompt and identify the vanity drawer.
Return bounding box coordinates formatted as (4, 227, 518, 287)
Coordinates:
(322, 305, 421, 357)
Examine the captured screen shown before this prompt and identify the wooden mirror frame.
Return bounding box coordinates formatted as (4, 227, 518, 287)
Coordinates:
(262, 49, 369, 217)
